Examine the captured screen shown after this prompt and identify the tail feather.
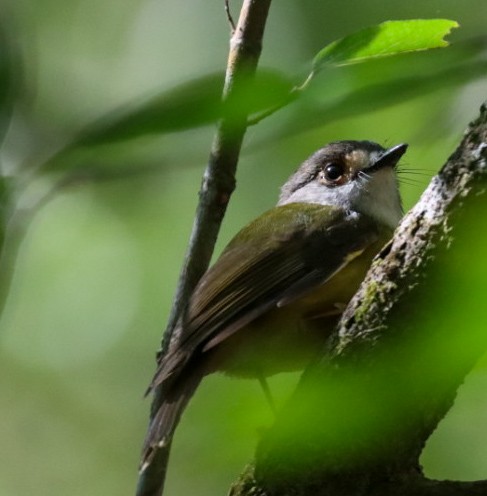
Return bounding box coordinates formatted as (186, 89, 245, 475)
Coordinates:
(137, 370, 203, 496)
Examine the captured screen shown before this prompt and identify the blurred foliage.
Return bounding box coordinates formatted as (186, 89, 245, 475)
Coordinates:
(0, 1, 485, 496)
(71, 70, 293, 148)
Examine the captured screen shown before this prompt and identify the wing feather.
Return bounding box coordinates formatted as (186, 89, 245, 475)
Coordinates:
(152, 204, 380, 388)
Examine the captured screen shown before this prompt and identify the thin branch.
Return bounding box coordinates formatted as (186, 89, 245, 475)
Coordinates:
(225, 0, 236, 33)
(160, 0, 272, 357)
(137, 1, 273, 495)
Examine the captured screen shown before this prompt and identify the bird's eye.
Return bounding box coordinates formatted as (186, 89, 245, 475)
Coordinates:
(319, 163, 345, 183)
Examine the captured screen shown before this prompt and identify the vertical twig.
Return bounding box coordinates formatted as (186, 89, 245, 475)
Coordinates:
(160, 0, 272, 354)
(225, 0, 236, 33)
(137, 2, 273, 495)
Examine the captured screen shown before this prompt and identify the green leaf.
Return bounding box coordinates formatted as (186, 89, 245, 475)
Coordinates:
(36, 70, 292, 176)
(76, 73, 225, 146)
(313, 19, 459, 70)
(74, 70, 292, 148)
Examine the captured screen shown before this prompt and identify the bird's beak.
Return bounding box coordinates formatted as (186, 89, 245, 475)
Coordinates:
(366, 143, 408, 173)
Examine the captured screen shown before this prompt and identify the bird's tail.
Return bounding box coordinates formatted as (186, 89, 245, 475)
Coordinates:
(137, 370, 203, 496)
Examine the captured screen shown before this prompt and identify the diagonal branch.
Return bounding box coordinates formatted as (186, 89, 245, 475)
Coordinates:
(231, 103, 487, 495)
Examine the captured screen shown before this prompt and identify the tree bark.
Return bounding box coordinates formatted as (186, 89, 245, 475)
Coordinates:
(230, 103, 487, 496)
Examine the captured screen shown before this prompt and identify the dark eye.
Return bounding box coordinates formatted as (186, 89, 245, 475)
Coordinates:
(320, 163, 344, 182)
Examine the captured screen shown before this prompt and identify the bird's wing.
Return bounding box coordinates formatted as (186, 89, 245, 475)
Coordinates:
(153, 204, 380, 387)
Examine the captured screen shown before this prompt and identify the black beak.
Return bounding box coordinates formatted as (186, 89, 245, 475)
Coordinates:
(366, 143, 408, 173)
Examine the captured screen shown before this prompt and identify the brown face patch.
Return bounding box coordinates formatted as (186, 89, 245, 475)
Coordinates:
(318, 149, 371, 187)
(344, 150, 370, 177)
(317, 149, 372, 188)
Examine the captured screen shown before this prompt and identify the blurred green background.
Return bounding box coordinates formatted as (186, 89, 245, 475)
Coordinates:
(0, 1, 486, 495)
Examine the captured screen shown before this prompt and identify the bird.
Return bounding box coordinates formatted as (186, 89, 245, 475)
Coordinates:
(139, 140, 408, 491)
